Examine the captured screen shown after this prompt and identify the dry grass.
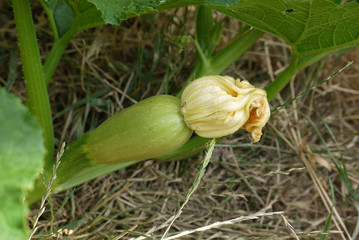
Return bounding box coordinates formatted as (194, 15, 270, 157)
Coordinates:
(1, 2, 359, 239)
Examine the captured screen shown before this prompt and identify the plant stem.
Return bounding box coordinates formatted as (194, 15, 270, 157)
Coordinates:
(193, 39, 210, 70)
(195, 6, 213, 53)
(44, 28, 78, 85)
(265, 55, 298, 102)
(39, 0, 59, 40)
(183, 26, 263, 96)
(13, 0, 54, 166)
(157, 136, 209, 162)
(197, 27, 263, 77)
(265, 51, 331, 101)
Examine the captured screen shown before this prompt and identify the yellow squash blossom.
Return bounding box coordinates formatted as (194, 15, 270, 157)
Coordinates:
(180, 75, 270, 142)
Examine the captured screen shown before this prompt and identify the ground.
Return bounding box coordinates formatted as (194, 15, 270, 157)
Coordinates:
(1, 2, 358, 240)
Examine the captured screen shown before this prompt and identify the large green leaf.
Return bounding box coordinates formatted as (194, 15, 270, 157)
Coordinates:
(0, 89, 45, 240)
(212, 0, 359, 55)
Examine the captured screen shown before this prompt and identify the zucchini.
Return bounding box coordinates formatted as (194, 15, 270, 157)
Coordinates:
(56, 95, 193, 184)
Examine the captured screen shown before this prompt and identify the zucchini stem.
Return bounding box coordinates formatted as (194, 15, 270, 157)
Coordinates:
(13, 0, 54, 167)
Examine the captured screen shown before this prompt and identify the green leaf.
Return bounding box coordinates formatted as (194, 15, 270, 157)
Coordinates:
(0, 89, 45, 240)
(42, 0, 105, 86)
(42, 0, 104, 39)
(212, 0, 359, 55)
(86, 0, 161, 25)
(85, 0, 232, 25)
(53, 1, 75, 37)
(205, 0, 239, 6)
(330, 0, 342, 5)
(5, 51, 17, 91)
(66, 0, 105, 31)
(41, 0, 74, 39)
(208, 21, 223, 53)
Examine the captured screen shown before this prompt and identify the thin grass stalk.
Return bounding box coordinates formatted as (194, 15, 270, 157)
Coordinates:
(28, 143, 64, 240)
(161, 138, 216, 239)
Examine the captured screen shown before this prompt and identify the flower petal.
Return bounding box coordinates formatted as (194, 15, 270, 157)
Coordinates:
(181, 75, 270, 142)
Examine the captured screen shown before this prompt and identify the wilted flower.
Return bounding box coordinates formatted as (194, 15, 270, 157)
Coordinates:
(180, 75, 270, 142)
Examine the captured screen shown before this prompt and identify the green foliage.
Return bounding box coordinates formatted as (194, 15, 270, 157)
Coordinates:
(48, 0, 75, 38)
(5, 51, 17, 91)
(0, 89, 45, 240)
(83, 0, 359, 100)
(196, 5, 223, 57)
(66, 0, 104, 31)
(320, 178, 335, 240)
(330, 0, 342, 5)
(42, 0, 359, 98)
(42, 0, 104, 36)
(85, 0, 359, 57)
(41, 0, 104, 85)
(85, 0, 239, 25)
(215, 0, 359, 55)
(205, 0, 239, 5)
(211, 0, 359, 95)
(87, 0, 161, 24)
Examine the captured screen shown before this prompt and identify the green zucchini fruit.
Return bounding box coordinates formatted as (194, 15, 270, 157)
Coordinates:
(55, 95, 193, 185)
(87, 95, 193, 164)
